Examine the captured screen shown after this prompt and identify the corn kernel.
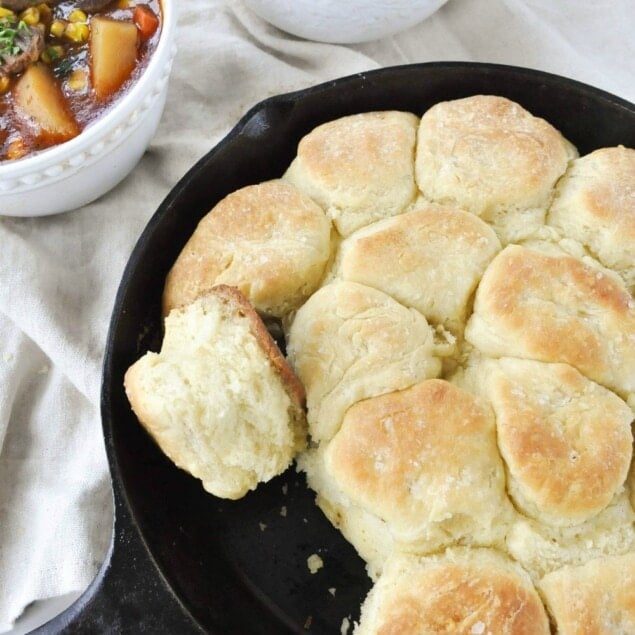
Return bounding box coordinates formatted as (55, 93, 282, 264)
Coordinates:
(40, 44, 64, 63)
(68, 9, 87, 23)
(7, 138, 27, 161)
(0, 7, 16, 19)
(19, 6, 40, 25)
(0, 75, 10, 94)
(67, 69, 87, 91)
(64, 21, 89, 43)
(50, 19, 66, 38)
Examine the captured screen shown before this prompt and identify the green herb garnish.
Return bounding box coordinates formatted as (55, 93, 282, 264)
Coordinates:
(0, 18, 29, 62)
(52, 53, 75, 78)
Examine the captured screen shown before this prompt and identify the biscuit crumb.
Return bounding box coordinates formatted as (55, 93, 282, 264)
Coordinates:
(340, 616, 351, 634)
(328, 587, 336, 596)
(259, 522, 267, 531)
(307, 553, 323, 574)
(304, 615, 312, 629)
(282, 483, 288, 495)
(280, 505, 287, 517)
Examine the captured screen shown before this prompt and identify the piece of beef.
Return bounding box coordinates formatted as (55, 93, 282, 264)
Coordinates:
(0, 23, 45, 76)
(76, 0, 115, 11)
(1, 1, 57, 11)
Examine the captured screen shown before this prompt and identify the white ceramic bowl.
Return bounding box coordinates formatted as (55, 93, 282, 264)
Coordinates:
(244, 0, 448, 44)
(0, 1, 177, 217)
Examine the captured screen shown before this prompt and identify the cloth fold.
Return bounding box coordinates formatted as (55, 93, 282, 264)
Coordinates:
(1, 0, 633, 630)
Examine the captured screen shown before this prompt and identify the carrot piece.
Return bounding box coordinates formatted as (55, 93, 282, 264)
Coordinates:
(133, 5, 159, 41)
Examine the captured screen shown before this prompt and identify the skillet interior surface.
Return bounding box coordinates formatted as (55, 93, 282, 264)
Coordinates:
(102, 62, 635, 634)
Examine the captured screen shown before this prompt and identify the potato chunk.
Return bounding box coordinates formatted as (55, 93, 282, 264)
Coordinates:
(90, 16, 138, 101)
(13, 63, 80, 141)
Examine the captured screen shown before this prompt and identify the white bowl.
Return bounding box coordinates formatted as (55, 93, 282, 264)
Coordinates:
(244, 0, 448, 44)
(0, 1, 177, 217)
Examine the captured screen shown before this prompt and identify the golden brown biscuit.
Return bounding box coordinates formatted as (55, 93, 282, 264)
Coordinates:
(465, 244, 635, 400)
(319, 380, 512, 559)
(415, 95, 577, 244)
(286, 281, 441, 442)
(473, 357, 633, 526)
(124, 286, 306, 500)
(335, 204, 501, 334)
(162, 180, 332, 318)
(355, 549, 550, 635)
(538, 553, 635, 635)
(547, 146, 635, 292)
(283, 111, 419, 237)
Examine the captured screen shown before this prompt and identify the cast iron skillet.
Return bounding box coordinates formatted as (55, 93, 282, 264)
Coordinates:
(37, 62, 635, 634)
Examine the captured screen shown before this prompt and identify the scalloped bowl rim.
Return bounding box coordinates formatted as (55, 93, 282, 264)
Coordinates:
(0, 0, 177, 180)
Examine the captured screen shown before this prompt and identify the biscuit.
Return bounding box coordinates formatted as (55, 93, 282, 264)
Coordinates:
(538, 552, 635, 634)
(162, 180, 332, 318)
(415, 95, 577, 243)
(506, 492, 635, 581)
(124, 286, 306, 499)
(309, 380, 512, 566)
(464, 244, 635, 400)
(286, 281, 441, 442)
(335, 204, 501, 334)
(355, 549, 550, 635)
(466, 357, 633, 526)
(283, 111, 419, 237)
(547, 146, 635, 292)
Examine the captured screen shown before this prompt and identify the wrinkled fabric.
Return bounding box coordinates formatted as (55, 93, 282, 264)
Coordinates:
(0, 0, 632, 629)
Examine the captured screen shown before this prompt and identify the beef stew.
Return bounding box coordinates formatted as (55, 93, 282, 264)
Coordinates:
(0, 0, 161, 161)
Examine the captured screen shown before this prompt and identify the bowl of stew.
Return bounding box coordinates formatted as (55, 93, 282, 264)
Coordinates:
(0, 0, 176, 216)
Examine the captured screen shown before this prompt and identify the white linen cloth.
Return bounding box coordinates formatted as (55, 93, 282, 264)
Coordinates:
(0, 0, 633, 629)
